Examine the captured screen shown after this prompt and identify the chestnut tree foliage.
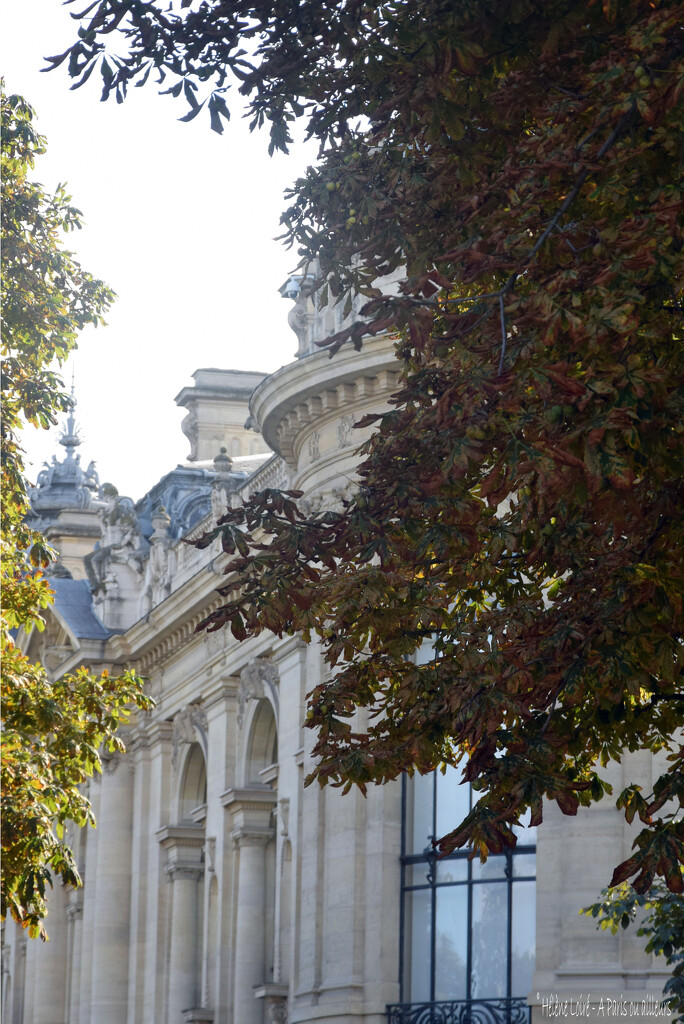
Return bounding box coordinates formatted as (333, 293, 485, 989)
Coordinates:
(54, 0, 684, 893)
(1, 87, 151, 938)
(583, 878, 684, 1020)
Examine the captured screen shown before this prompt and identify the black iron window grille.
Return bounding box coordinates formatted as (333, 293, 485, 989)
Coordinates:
(399, 769, 537, 1007)
(387, 996, 531, 1024)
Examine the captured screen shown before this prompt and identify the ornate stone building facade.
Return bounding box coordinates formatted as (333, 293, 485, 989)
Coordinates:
(2, 285, 671, 1024)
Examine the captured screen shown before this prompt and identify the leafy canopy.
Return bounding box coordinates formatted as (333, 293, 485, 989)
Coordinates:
(54, 0, 684, 895)
(1, 86, 152, 939)
(583, 878, 684, 1021)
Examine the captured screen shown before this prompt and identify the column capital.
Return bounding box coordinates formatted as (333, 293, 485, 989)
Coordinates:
(66, 900, 83, 922)
(222, 787, 277, 840)
(142, 719, 175, 749)
(166, 862, 204, 883)
(231, 825, 274, 848)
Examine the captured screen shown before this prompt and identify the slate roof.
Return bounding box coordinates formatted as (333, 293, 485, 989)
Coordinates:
(50, 578, 112, 640)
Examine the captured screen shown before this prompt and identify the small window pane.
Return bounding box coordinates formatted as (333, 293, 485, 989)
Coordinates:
(511, 881, 536, 997)
(415, 640, 436, 665)
(512, 853, 536, 879)
(471, 883, 508, 998)
(407, 772, 434, 854)
(436, 857, 468, 884)
(404, 861, 433, 887)
(435, 765, 470, 841)
(435, 886, 468, 1001)
(472, 854, 507, 881)
(513, 808, 538, 846)
(404, 888, 432, 1002)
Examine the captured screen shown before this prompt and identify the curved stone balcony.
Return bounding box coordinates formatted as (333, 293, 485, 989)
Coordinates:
(249, 333, 401, 495)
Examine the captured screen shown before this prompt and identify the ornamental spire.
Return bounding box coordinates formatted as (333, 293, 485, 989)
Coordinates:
(58, 369, 81, 456)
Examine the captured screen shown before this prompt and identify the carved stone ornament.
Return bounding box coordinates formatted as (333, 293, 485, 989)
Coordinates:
(307, 430, 320, 463)
(255, 985, 289, 1024)
(277, 797, 290, 838)
(237, 659, 280, 728)
(100, 732, 132, 774)
(298, 485, 351, 518)
(204, 837, 216, 874)
(181, 409, 199, 462)
(211, 482, 228, 520)
(267, 1002, 287, 1024)
(336, 414, 355, 449)
(172, 704, 208, 767)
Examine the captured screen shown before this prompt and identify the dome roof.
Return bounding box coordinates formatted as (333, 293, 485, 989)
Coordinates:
(28, 402, 107, 520)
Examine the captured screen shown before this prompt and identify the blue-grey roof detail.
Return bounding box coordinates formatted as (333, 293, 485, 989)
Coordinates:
(50, 578, 113, 640)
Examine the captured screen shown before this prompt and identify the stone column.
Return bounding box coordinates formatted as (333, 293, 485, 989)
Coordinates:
(157, 826, 205, 1023)
(89, 747, 134, 1024)
(6, 931, 26, 1024)
(65, 892, 84, 1024)
(22, 931, 36, 1024)
(78, 777, 100, 1024)
(222, 788, 276, 1024)
(139, 720, 174, 1023)
(33, 880, 68, 1023)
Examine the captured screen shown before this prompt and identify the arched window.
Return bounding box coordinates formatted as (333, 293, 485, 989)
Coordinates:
(245, 700, 278, 785)
(178, 742, 207, 823)
(400, 768, 536, 1013)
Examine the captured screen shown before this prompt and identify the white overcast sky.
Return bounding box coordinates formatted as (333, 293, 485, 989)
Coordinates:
(2, 0, 318, 500)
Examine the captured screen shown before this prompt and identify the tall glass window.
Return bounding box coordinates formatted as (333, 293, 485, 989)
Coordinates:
(401, 767, 536, 1005)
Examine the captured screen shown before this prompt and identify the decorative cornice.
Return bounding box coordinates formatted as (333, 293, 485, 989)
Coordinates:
(143, 719, 175, 748)
(221, 787, 278, 813)
(249, 334, 399, 467)
(181, 1009, 215, 1024)
(135, 597, 225, 673)
(156, 824, 206, 850)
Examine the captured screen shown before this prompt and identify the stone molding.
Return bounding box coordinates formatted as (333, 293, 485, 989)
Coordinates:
(142, 719, 175, 750)
(135, 596, 225, 673)
(66, 899, 83, 922)
(258, 361, 400, 468)
(203, 678, 239, 711)
(165, 862, 204, 883)
(181, 1010, 215, 1024)
(221, 787, 278, 814)
(249, 335, 399, 463)
(156, 824, 206, 851)
(222, 786, 277, 846)
(254, 983, 289, 1024)
(230, 826, 275, 847)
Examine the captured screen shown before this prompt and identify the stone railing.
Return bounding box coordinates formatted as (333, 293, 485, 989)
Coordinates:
(239, 454, 290, 495)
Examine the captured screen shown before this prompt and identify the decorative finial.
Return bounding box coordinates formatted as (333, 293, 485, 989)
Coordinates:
(57, 365, 81, 454)
(213, 447, 233, 475)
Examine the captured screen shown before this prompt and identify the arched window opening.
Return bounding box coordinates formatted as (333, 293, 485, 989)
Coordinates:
(178, 742, 207, 824)
(246, 701, 278, 785)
